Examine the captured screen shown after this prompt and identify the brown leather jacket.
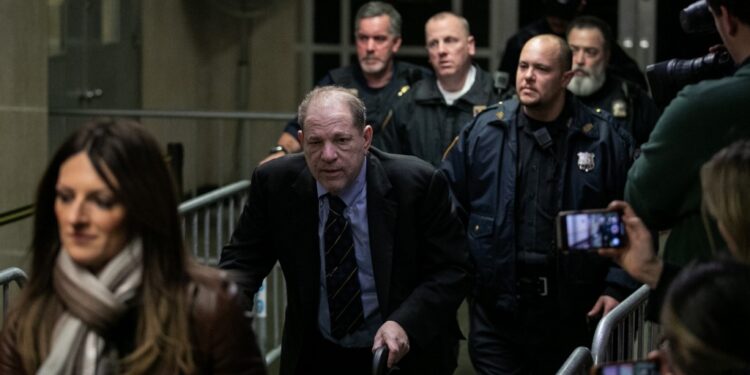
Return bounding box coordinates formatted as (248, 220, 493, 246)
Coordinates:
(0, 275, 267, 375)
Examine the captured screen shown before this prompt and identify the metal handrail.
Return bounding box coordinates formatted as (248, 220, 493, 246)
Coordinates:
(591, 284, 651, 364)
(49, 108, 296, 121)
(178, 180, 250, 213)
(177, 180, 284, 366)
(556, 346, 593, 375)
(0, 267, 28, 317)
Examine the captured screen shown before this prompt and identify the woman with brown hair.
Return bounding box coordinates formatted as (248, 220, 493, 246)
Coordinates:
(0, 119, 266, 374)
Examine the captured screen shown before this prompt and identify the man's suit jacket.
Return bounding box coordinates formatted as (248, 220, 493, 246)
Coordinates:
(220, 148, 471, 374)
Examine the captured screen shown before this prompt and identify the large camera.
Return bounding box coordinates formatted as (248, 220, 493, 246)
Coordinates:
(646, 0, 736, 110)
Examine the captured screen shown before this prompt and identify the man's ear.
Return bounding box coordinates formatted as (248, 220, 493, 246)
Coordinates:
(391, 36, 402, 53)
(297, 130, 304, 145)
(363, 125, 373, 151)
(724, 5, 739, 36)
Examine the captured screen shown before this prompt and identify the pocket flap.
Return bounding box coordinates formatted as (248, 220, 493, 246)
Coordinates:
(468, 214, 494, 238)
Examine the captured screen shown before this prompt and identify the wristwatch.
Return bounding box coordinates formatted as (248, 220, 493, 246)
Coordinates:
(268, 145, 288, 155)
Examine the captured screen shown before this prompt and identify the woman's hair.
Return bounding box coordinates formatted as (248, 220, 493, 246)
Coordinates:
(701, 139, 750, 261)
(12, 119, 199, 374)
(661, 259, 750, 375)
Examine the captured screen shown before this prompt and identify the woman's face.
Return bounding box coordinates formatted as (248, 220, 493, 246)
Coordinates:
(55, 151, 127, 272)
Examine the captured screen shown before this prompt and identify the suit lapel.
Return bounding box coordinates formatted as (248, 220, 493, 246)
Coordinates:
(365, 154, 397, 315)
(290, 167, 322, 312)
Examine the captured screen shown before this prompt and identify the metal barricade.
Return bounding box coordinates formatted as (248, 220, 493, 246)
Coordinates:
(178, 180, 250, 265)
(590, 285, 661, 364)
(0, 267, 27, 318)
(178, 180, 285, 366)
(556, 346, 593, 375)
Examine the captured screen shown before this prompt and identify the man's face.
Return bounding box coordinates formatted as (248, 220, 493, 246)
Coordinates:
(567, 27, 608, 96)
(356, 15, 402, 76)
(425, 16, 475, 81)
(299, 99, 372, 195)
(516, 38, 573, 108)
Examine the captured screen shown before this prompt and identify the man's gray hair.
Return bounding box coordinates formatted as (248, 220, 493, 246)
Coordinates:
(298, 86, 367, 132)
(354, 1, 402, 37)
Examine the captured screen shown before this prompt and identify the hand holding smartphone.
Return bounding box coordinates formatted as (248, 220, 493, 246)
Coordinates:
(557, 208, 627, 252)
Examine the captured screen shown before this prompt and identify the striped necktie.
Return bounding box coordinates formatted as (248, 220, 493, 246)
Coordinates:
(324, 194, 364, 339)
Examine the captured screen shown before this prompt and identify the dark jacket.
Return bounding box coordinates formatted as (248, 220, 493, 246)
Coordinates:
(283, 61, 432, 149)
(0, 274, 266, 375)
(577, 74, 660, 147)
(441, 94, 634, 312)
(220, 148, 471, 374)
(382, 66, 504, 166)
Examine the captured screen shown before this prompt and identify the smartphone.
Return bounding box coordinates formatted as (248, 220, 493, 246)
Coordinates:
(591, 359, 659, 375)
(557, 208, 626, 252)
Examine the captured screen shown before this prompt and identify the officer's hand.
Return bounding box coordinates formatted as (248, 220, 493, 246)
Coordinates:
(372, 320, 410, 368)
(588, 295, 619, 318)
(259, 151, 285, 165)
(597, 200, 663, 288)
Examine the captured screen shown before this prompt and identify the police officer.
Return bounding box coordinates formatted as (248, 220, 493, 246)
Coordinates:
(262, 1, 430, 164)
(498, 0, 647, 92)
(381, 12, 505, 167)
(567, 16, 660, 147)
(442, 35, 636, 374)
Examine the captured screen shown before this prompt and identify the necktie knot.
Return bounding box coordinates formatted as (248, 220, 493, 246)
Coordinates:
(327, 195, 347, 216)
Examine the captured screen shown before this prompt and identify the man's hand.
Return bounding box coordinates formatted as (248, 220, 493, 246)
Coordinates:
(259, 151, 286, 165)
(587, 295, 619, 318)
(372, 320, 410, 368)
(597, 200, 664, 288)
(259, 132, 302, 165)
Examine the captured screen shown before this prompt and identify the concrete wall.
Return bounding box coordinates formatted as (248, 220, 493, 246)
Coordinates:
(0, 0, 47, 271)
(142, 0, 298, 194)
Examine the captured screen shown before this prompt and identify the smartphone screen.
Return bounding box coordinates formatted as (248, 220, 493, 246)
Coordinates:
(594, 359, 659, 375)
(558, 209, 626, 251)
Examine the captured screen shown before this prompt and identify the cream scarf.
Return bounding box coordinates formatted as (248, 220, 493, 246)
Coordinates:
(38, 239, 143, 375)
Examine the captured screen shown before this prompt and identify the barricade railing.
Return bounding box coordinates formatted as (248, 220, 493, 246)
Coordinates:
(178, 180, 250, 265)
(0, 267, 27, 318)
(178, 180, 285, 366)
(557, 285, 662, 374)
(556, 346, 593, 375)
(590, 284, 661, 364)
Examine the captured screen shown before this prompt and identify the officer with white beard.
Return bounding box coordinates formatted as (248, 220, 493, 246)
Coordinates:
(566, 16, 659, 148)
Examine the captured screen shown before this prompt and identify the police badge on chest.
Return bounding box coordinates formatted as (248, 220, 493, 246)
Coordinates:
(577, 152, 595, 172)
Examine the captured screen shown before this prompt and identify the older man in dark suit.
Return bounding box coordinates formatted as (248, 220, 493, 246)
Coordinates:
(219, 86, 471, 374)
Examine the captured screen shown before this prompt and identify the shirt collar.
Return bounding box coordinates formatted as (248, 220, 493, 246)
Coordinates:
(316, 156, 368, 207)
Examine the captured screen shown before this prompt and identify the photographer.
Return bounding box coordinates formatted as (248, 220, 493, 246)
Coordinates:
(602, 139, 750, 321)
(626, 0, 750, 266)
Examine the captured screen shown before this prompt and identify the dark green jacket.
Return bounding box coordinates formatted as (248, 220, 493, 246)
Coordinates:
(626, 61, 750, 265)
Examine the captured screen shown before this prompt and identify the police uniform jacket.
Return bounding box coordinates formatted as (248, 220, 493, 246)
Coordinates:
(283, 61, 431, 149)
(382, 66, 503, 166)
(578, 74, 660, 147)
(441, 94, 634, 312)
